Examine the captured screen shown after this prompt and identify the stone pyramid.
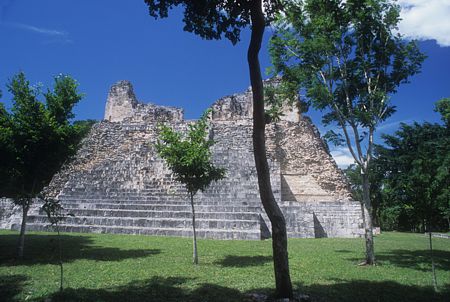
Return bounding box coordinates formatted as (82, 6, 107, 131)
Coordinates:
(11, 81, 363, 239)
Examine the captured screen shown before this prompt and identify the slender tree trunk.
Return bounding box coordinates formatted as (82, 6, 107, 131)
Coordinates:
(56, 222, 64, 292)
(372, 199, 379, 227)
(190, 191, 198, 265)
(428, 231, 438, 292)
(361, 173, 375, 265)
(248, 1, 293, 299)
(17, 201, 30, 259)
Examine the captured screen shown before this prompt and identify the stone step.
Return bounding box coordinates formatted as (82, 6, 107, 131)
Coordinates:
(57, 198, 262, 206)
(60, 202, 263, 213)
(61, 183, 259, 193)
(18, 223, 262, 240)
(27, 215, 261, 230)
(58, 190, 260, 198)
(40, 208, 261, 221)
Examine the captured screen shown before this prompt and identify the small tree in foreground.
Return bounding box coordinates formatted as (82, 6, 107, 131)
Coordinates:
(156, 110, 225, 265)
(269, 0, 425, 265)
(0, 72, 84, 259)
(42, 198, 73, 292)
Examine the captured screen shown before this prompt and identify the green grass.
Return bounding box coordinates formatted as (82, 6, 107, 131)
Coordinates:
(0, 230, 449, 301)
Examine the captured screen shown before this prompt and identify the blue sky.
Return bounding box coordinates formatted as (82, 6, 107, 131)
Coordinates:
(1, 0, 449, 166)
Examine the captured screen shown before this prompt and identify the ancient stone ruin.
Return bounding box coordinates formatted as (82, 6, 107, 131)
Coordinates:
(6, 80, 363, 239)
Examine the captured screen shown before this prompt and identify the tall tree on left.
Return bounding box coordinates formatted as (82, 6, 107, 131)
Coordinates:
(0, 72, 84, 259)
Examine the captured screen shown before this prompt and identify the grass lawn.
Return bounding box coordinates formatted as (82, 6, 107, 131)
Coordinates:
(0, 230, 449, 302)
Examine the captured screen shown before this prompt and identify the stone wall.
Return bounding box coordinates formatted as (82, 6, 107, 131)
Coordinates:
(104, 80, 183, 123)
(0, 198, 20, 229)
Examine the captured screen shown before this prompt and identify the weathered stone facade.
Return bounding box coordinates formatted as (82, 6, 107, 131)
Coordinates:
(3, 81, 363, 239)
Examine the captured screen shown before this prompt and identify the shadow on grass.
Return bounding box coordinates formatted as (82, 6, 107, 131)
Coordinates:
(295, 279, 450, 302)
(333, 249, 352, 253)
(34, 276, 244, 302)
(0, 274, 29, 302)
(215, 255, 272, 267)
(376, 249, 450, 271)
(0, 234, 160, 266)
(32, 277, 450, 302)
(341, 248, 450, 271)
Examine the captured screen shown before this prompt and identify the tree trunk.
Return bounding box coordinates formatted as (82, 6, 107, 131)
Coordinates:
(56, 222, 64, 292)
(17, 201, 29, 259)
(190, 191, 199, 265)
(361, 173, 375, 265)
(248, 1, 293, 299)
(428, 231, 438, 292)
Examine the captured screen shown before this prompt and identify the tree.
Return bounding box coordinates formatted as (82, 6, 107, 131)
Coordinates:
(435, 97, 450, 127)
(144, 1, 294, 298)
(0, 72, 84, 259)
(42, 198, 67, 292)
(377, 112, 449, 292)
(269, 0, 425, 265)
(156, 110, 225, 265)
(0, 91, 15, 197)
(376, 121, 450, 233)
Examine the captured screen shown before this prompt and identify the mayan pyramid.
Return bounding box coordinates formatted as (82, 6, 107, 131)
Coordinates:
(12, 80, 363, 239)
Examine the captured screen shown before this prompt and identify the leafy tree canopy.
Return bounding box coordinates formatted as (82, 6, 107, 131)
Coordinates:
(376, 119, 450, 231)
(269, 0, 425, 162)
(156, 110, 225, 194)
(145, 0, 282, 44)
(0, 72, 85, 201)
(435, 97, 450, 126)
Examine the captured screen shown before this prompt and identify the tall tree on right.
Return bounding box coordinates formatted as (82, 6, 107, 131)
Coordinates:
(269, 0, 425, 265)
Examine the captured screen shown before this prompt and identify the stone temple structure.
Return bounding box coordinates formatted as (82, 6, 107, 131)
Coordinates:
(4, 80, 364, 239)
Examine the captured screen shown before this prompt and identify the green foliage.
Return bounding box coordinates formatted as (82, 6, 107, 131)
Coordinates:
(1, 230, 449, 302)
(376, 120, 450, 232)
(144, 0, 282, 44)
(343, 99, 450, 232)
(0, 100, 14, 195)
(45, 75, 83, 125)
(156, 110, 225, 195)
(435, 97, 450, 126)
(0, 72, 85, 202)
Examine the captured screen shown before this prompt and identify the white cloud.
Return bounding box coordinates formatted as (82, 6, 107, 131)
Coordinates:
(398, 0, 450, 47)
(378, 119, 412, 131)
(330, 147, 355, 168)
(13, 23, 67, 36)
(3, 22, 72, 43)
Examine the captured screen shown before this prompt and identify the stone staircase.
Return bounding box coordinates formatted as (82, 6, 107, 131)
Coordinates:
(16, 120, 273, 240)
(22, 183, 267, 239)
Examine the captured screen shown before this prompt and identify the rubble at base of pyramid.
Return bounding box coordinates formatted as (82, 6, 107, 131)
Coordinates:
(2, 80, 364, 239)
